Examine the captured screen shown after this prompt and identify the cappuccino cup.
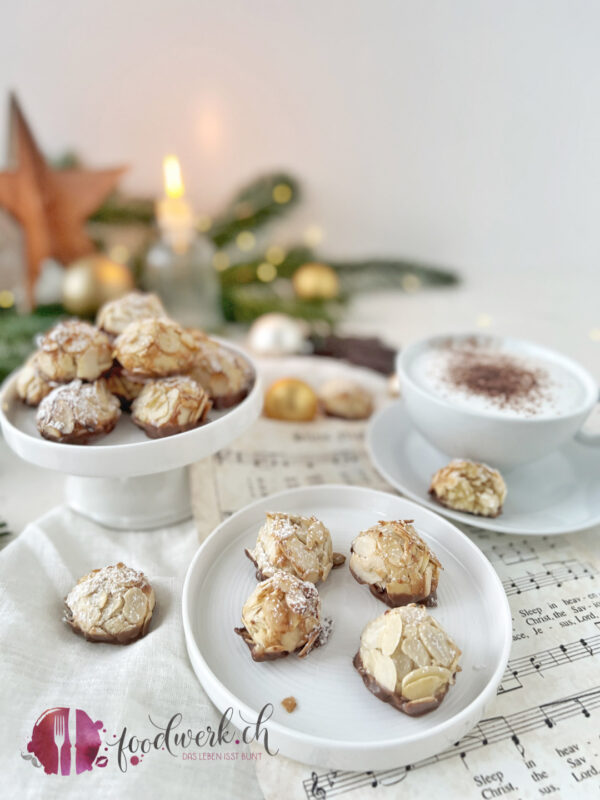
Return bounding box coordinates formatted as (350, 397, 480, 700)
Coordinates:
(397, 333, 599, 467)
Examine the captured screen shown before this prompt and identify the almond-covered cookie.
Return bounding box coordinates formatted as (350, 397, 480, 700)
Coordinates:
(349, 520, 441, 607)
(187, 336, 253, 409)
(103, 363, 148, 410)
(131, 375, 212, 438)
(353, 604, 461, 716)
(245, 512, 345, 583)
(64, 562, 155, 644)
(36, 379, 121, 444)
(114, 318, 198, 378)
(318, 378, 374, 420)
(235, 572, 323, 661)
(15, 352, 55, 406)
(37, 320, 113, 383)
(96, 291, 167, 337)
(429, 459, 506, 518)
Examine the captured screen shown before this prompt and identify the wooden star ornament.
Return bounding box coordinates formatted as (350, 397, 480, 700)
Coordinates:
(0, 94, 127, 305)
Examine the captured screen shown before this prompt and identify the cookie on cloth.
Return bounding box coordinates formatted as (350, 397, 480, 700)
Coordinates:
(187, 336, 253, 409)
(64, 562, 155, 644)
(349, 520, 441, 608)
(245, 512, 345, 583)
(354, 604, 461, 716)
(114, 318, 198, 378)
(131, 375, 212, 438)
(36, 379, 121, 444)
(15, 352, 55, 406)
(96, 291, 167, 338)
(36, 319, 113, 383)
(235, 572, 323, 661)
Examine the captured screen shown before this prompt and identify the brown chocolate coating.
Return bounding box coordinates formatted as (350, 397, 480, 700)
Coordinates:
(429, 488, 503, 518)
(349, 564, 438, 608)
(234, 624, 321, 661)
(39, 416, 119, 445)
(132, 416, 209, 439)
(353, 652, 449, 716)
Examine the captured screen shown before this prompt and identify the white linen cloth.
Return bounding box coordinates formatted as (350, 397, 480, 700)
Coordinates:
(0, 506, 264, 800)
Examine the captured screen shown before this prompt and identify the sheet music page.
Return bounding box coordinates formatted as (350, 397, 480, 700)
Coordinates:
(190, 411, 600, 800)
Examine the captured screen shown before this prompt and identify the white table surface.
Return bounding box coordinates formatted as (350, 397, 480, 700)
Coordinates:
(0, 267, 598, 800)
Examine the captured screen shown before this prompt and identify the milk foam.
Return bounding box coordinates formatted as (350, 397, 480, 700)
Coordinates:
(410, 341, 587, 419)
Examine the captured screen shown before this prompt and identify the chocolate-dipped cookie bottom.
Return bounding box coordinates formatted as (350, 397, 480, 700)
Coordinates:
(349, 564, 438, 608)
(353, 652, 450, 716)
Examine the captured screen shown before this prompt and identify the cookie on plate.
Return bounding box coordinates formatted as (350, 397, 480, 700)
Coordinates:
(36, 379, 121, 444)
(96, 291, 167, 338)
(187, 336, 253, 409)
(429, 460, 507, 518)
(245, 512, 345, 583)
(349, 520, 441, 607)
(354, 604, 461, 716)
(131, 375, 212, 438)
(235, 571, 323, 661)
(114, 318, 198, 378)
(36, 320, 113, 383)
(64, 562, 155, 644)
(15, 352, 55, 406)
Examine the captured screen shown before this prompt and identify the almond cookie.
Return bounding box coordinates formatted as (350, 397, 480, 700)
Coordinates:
(235, 572, 323, 661)
(36, 379, 121, 444)
(96, 291, 167, 337)
(37, 319, 113, 382)
(114, 318, 198, 378)
(15, 352, 55, 406)
(103, 363, 148, 410)
(245, 512, 345, 583)
(318, 378, 374, 420)
(188, 336, 253, 409)
(429, 459, 506, 518)
(64, 562, 155, 644)
(349, 520, 441, 607)
(131, 375, 212, 438)
(353, 604, 461, 716)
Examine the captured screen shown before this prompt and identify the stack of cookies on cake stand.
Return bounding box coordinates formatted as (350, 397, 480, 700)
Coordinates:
(0, 292, 262, 529)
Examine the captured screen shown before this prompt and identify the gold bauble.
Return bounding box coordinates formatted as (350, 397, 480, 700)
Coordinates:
(292, 262, 340, 300)
(264, 378, 318, 422)
(62, 254, 135, 316)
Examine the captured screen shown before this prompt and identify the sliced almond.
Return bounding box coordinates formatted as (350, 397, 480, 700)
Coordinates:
(401, 635, 431, 667)
(123, 587, 148, 624)
(379, 611, 403, 655)
(401, 666, 451, 701)
(369, 649, 398, 693)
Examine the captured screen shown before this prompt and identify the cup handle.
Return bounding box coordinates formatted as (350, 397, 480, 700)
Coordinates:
(575, 392, 600, 445)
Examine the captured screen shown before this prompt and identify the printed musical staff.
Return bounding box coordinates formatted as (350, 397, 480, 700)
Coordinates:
(303, 687, 600, 798)
(502, 559, 596, 596)
(497, 633, 600, 694)
(486, 538, 557, 566)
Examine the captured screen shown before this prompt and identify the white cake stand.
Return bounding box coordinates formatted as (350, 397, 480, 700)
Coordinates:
(0, 341, 262, 530)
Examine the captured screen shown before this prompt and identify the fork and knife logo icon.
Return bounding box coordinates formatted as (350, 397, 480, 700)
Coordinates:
(25, 706, 105, 775)
(52, 708, 77, 776)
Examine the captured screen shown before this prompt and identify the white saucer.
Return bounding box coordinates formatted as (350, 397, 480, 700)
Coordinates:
(182, 485, 511, 771)
(367, 402, 600, 536)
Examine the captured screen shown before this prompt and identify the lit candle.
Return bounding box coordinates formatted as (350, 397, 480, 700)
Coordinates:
(156, 155, 195, 253)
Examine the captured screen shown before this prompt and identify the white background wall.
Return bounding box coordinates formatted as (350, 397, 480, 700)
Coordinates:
(2, 1, 600, 354)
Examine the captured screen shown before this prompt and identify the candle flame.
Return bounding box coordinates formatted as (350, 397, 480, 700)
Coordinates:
(163, 155, 185, 199)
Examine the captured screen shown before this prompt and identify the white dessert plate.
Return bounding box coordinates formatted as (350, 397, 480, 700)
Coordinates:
(0, 339, 262, 478)
(367, 402, 600, 536)
(182, 485, 511, 771)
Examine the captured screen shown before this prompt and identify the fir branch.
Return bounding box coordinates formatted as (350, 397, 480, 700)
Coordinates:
(208, 172, 300, 248)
